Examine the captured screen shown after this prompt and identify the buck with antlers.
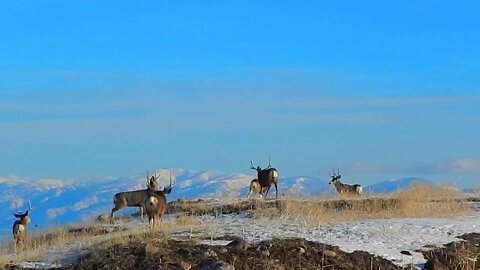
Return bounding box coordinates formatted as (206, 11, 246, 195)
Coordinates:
(111, 171, 161, 223)
(249, 160, 279, 199)
(328, 169, 363, 196)
(12, 200, 32, 252)
(145, 171, 175, 229)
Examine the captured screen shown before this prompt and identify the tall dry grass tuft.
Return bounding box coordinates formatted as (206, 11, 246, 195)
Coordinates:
(262, 183, 468, 226)
(395, 183, 467, 217)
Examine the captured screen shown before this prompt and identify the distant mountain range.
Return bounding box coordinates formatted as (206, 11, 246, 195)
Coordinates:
(0, 169, 431, 236)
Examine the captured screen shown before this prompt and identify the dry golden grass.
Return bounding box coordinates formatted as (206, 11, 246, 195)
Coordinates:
(175, 213, 200, 227)
(0, 223, 109, 268)
(261, 183, 469, 225)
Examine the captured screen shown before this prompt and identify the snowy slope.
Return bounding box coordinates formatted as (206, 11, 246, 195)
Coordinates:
(0, 169, 433, 236)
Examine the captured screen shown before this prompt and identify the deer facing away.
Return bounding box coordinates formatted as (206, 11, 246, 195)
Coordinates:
(328, 169, 363, 196)
(145, 172, 175, 229)
(250, 160, 279, 199)
(111, 171, 161, 223)
(12, 201, 32, 252)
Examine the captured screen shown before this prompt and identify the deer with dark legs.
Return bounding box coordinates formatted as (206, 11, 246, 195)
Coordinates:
(249, 160, 279, 199)
(12, 201, 32, 252)
(111, 171, 160, 223)
(328, 169, 363, 196)
(145, 171, 175, 229)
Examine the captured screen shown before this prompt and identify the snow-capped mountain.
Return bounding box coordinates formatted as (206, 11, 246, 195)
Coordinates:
(363, 177, 432, 194)
(0, 169, 432, 236)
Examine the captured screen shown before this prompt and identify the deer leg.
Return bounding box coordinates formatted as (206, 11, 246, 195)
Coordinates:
(274, 183, 278, 199)
(139, 206, 144, 222)
(110, 208, 117, 224)
(264, 186, 271, 199)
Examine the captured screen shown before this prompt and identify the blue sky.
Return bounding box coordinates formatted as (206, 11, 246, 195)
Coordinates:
(1, 1, 479, 187)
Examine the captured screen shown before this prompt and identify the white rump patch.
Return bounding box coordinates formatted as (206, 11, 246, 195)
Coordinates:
(357, 186, 363, 194)
(272, 170, 279, 179)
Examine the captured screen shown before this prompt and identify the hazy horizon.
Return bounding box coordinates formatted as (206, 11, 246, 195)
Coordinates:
(1, 1, 479, 187)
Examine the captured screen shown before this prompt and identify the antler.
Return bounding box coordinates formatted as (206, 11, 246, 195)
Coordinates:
(27, 200, 32, 212)
(15, 201, 21, 213)
(161, 170, 175, 193)
(250, 161, 256, 170)
(168, 170, 175, 188)
(267, 156, 272, 168)
(146, 170, 151, 187)
(329, 169, 336, 177)
(336, 168, 341, 179)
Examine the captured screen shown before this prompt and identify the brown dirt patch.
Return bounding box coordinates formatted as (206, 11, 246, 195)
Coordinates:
(67, 236, 401, 270)
(422, 233, 480, 270)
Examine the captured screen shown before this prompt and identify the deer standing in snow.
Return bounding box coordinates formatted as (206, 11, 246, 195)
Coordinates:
(12, 201, 32, 252)
(111, 171, 160, 223)
(328, 169, 363, 196)
(250, 160, 279, 199)
(145, 171, 175, 229)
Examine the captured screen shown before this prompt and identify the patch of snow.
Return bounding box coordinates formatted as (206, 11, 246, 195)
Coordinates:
(190, 207, 480, 266)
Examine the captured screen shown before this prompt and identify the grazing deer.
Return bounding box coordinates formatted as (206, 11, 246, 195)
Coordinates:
(111, 171, 161, 223)
(328, 169, 363, 196)
(246, 179, 269, 199)
(250, 160, 279, 199)
(12, 201, 32, 252)
(145, 171, 175, 229)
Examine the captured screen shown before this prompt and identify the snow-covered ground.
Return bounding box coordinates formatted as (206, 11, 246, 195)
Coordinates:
(183, 202, 480, 267)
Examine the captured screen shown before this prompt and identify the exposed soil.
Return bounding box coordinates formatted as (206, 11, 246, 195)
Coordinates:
(62, 236, 402, 270)
(422, 233, 480, 270)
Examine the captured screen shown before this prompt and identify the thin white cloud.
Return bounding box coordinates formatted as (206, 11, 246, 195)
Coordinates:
(346, 158, 480, 175)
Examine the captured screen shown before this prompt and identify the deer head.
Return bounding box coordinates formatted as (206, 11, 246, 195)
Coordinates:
(328, 168, 342, 185)
(146, 170, 160, 190)
(13, 200, 32, 224)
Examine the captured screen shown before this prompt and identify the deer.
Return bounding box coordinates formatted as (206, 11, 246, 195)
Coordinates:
(145, 171, 175, 229)
(249, 160, 279, 199)
(12, 200, 32, 252)
(111, 171, 161, 223)
(246, 179, 269, 199)
(328, 168, 363, 197)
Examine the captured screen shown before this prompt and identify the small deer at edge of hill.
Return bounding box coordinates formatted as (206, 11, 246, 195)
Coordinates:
(328, 169, 363, 197)
(12, 200, 32, 252)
